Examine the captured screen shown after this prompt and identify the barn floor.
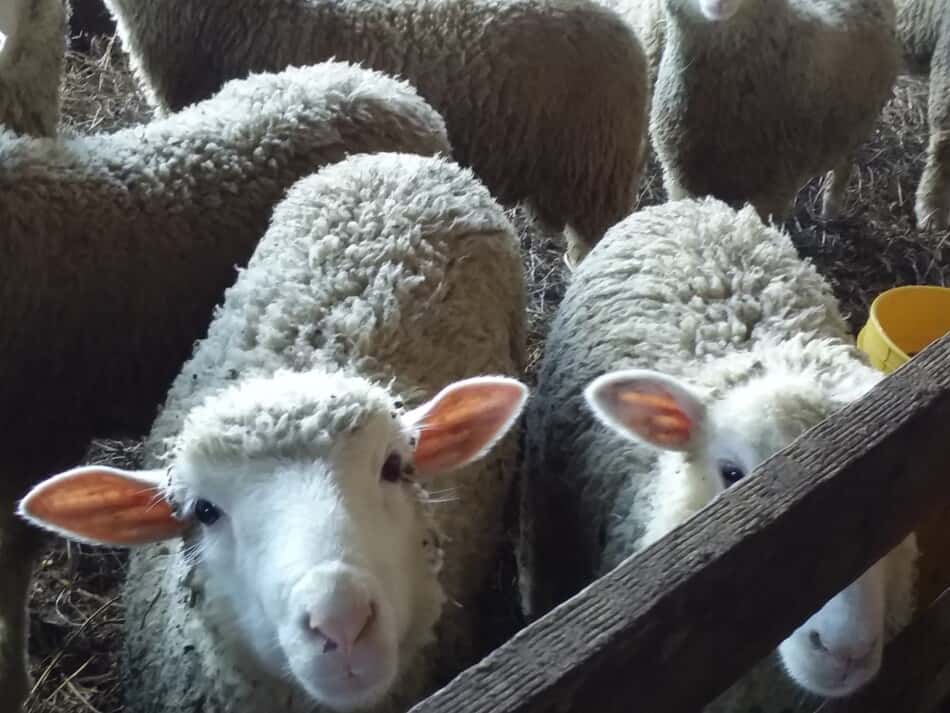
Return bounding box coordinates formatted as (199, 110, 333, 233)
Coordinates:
(23, 33, 950, 713)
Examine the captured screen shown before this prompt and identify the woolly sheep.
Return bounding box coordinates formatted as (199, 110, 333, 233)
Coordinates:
(22, 151, 529, 713)
(895, 0, 950, 229)
(0, 0, 64, 135)
(99, 0, 650, 265)
(0, 5, 451, 708)
(520, 197, 918, 710)
(606, 0, 900, 222)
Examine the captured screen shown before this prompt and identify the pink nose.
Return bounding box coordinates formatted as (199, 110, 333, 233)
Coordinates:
(809, 630, 877, 670)
(308, 600, 374, 656)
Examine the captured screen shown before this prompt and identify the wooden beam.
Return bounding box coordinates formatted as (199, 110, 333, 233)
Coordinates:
(409, 332, 950, 713)
(816, 588, 950, 713)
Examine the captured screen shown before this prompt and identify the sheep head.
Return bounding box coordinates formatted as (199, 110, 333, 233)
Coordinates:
(582, 346, 912, 699)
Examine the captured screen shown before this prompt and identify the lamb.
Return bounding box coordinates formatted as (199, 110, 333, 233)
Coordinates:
(0, 0, 64, 135)
(520, 197, 918, 710)
(99, 0, 650, 265)
(605, 0, 900, 222)
(0, 3, 452, 708)
(894, 0, 950, 229)
(21, 151, 529, 713)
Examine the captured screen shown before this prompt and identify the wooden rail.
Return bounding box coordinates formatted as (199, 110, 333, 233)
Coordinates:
(409, 331, 950, 713)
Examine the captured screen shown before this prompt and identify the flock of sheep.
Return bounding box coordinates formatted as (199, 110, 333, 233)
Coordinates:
(1, 0, 947, 712)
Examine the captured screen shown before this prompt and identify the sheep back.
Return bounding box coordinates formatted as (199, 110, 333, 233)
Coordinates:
(0, 61, 449, 482)
(102, 0, 650, 249)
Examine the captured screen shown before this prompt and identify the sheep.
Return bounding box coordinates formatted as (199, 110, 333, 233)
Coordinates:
(605, 0, 900, 222)
(21, 150, 529, 713)
(0, 0, 64, 135)
(99, 0, 650, 266)
(894, 0, 950, 230)
(0, 5, 453, 708)
(520, 197, 918, 710)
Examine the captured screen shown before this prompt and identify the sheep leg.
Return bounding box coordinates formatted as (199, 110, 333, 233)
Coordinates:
(663, 172, 690, 202)
(0, 488, 42, 713)
(563, 227, 591, 271)
(821, 160, 852, 219)
(917, 44, 950, 230)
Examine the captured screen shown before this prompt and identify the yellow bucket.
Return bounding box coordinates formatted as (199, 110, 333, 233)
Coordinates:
(856, 285, 950, 373)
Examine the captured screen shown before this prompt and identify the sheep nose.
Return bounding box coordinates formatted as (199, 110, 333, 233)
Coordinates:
(307, 599, 375, 656)
(809, 630, 877, 669)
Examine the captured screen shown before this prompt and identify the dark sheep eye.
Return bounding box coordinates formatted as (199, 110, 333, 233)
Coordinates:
(194, 499, 222, 525)
(381, 453, 403, 483)
(719, 461, 746, 486)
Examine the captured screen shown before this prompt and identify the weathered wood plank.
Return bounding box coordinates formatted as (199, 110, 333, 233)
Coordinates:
(816, 588, 950, 713)
(409, 331, 950, 713)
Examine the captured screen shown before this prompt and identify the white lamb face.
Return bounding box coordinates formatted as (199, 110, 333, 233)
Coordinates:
(585, 367, 887, 699)
(20, 373, 528, 712)
(170, 406, 434, 710)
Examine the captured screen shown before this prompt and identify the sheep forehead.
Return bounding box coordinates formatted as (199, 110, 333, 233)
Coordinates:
(709, 375, 836, 458)
(175, 370, 404, 469)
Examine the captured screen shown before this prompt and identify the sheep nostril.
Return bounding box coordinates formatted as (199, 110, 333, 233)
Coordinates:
(809, 630, 828, 652)
(320, 634, 339, 654)
(307, 599, 374, 656)
(301, 614, 342, 653)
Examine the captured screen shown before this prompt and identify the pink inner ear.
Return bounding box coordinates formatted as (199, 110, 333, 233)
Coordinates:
(412, 380, 524, 475)
(614, 384, 696, 448)
(25, 469, 185, 545)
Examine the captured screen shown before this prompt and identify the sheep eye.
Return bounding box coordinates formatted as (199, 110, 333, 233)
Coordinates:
(194, 499, 222, 525)
(381, 453, 403, 483)
(719, 461, 746, 486)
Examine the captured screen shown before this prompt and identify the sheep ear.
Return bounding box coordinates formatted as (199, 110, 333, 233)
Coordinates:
(403, 377, 529, 477)
(584, 369, 707, 452)
(18, 466, 188, 546)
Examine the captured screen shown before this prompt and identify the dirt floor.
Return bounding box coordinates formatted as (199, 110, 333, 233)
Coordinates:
(23, 32, 950, 713)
